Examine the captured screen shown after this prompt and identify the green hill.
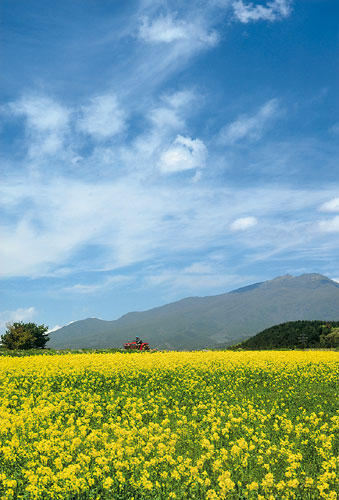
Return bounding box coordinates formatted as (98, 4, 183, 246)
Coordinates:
(49, 273, 339, 350)
(232, 320, 339, 350)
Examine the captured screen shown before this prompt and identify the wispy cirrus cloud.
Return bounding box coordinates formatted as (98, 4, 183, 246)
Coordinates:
(1, 167, 338, 281)
(139, 14, 218, 46)
(63, 275, 132, 294)
(219, 98, 279, 144)
(146, 263, 249, 296)
(232, 0, 292, 24)
(318, 216, 339, 233)
(1, 81, 337, 289)
(230, 216, 258, 231)
(319, 198, 339, 212)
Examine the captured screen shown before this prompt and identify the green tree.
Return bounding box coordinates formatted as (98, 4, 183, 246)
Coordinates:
(320, 327, 339, 348)
(1, 322, 49, 350)
(298, 331, 309, 349)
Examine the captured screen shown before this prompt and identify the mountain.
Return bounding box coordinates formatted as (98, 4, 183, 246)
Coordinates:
(49, 273, 339, 350)
(231, 320, 339, 350)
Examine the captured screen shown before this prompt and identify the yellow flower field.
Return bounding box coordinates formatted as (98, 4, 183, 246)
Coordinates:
(0, 351, 338, 499)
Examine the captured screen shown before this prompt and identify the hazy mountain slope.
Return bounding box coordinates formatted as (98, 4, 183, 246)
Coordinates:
(49, 274, 339, 350)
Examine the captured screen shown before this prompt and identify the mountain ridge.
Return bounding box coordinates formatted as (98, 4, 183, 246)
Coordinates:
(49, 273, 339, 350)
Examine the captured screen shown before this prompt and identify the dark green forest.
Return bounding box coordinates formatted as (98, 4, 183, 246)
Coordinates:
(232, 320, 339, 350)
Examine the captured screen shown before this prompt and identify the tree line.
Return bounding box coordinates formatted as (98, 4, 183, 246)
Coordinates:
(233, 320, 339, 350)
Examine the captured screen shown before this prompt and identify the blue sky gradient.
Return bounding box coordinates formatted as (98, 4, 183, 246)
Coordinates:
(1, 0, 338, 332)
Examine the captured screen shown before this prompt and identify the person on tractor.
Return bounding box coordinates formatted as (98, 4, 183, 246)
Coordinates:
(135, 336, 142, 346)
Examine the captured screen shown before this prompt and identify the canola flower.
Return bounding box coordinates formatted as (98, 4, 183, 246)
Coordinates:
(0, 350, 338, 499)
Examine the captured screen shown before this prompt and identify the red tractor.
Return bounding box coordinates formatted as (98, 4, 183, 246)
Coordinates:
(124, 337, 150, 351)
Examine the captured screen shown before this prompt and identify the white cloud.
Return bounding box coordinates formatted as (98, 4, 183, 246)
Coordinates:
(162, 90, 196, 110)
(1, 172, 338, 281)
(7, 93, 126, 158)
(149, 90, 197, 131)
(146, 265, 248, 295)
(1, 5, 337, 307)
(63, 275, 132, 294)
(184, 262, 214, 274)
(0, 178, 178, 277)
(318, 216, 339, 233)
(139, 14, 218, 46)
(159, 135, 207, 173)
(230, 216, 258, 230)
(232, 0, 292, 23)
(78, 95, 126, 139)
(9, 96, 69, 131)
(8, 96, 70, 157)
(139, 15, 189, 43)
(150, 107, 184, 130)
(219, 99, 279, 144)
(319, 198, 339, 212)
(0, 307, 36, 332)
(119, 89, 199, 177)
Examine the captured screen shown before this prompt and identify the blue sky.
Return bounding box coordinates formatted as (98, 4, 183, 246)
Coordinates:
(1, 0, 338, 332)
